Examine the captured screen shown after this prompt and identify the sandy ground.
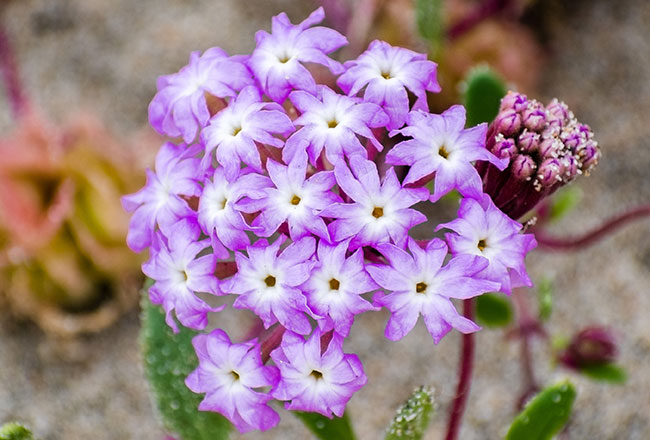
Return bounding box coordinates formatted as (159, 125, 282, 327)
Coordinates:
(1, 0, 650, 439)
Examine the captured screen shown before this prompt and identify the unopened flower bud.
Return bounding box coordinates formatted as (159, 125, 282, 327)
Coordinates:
(517, 131, 540, 153)
(492, 137, 518, 159)
(563, 155, 580, 180)
(561, 132, 582, 150)
(522, 107, 546, 132)
(578, 141, 601, 171)
(558, 326, 617, 369)
(536, 158, 563, 187)
(495, 109, 522, 136)
(512, 154, 536, 180)
(545, 99, 569, 124)
(538, 138, 557, 158)
(500, 91, 528, 112)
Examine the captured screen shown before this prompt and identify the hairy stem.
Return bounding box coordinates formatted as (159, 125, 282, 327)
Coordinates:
(0, 22, 27, 117)
(445, 299, 476, 440)
(533, 203, 650, 251)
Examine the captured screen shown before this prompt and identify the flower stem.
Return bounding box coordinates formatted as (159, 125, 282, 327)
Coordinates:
(533, 203, 650, 251)
(511, 289, 540, 408)
(0, 22, 28, 118)
(445, 298, 476, 440)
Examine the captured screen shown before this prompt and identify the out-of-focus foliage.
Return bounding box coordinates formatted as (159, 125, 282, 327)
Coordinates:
(294, 411, 357, 440)
(506, 381, 576, 440)
(475, 293, 513, 328)
(0, 422, 34, 440)
(0, 111, 153, 335)
(461, 66, 507, 127)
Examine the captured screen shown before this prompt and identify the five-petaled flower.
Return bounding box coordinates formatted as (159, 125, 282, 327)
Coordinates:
(186, 329, 280, 432)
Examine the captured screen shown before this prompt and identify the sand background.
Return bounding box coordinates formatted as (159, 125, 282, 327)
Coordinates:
(1, 0, 649, 438)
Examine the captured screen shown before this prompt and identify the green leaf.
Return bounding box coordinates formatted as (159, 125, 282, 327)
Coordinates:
(536, 278, 553, 321)
(549, 187, 583, 222)
(294, 411, 356, 440)
(140, 291, 231, 440)
(385, 386, 435, 440)
(0, 423, 34, 440)
(580, 364, 627, 384)
(415, 0, 444, 54)
(506, 381, 576, 440)
(461, 66, 508, 127)
(475, 293, 513, 328)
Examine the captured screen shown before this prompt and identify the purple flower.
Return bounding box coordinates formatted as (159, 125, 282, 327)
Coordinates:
(283, 86, 389, 165)
(149, 47, 253, 143)
(337, 40, 440, 130)
(367, 238, 499, 342)
(321, 156, 428, 249)
(387, 106, 507, 202)
(302, 240, 378, 337)
(201, 85, 294, 180)
(223, 235, 316, 335)
(142, 219, 223, 332)
(437, 196, 537, 294)
(185, 329, 280, 433)
(197, 167, 270, 254)
(239, 153, 340, 241)
(248, 7, 348, 103)
(121, 142, 201, 252)
(270, 329, 367, 417)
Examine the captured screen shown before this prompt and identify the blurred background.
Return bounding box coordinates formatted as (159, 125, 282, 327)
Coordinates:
(0, 0, 649, 438)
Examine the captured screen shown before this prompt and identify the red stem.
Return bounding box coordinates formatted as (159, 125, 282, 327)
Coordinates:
(512, 289, 540, 408)
(445, 299, 476, 440)
(0, 22, 28, 118)
(533, 203, 650, 251)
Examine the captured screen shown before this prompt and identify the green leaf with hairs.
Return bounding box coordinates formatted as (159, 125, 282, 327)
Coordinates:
(385, 386, 435, 440)
(0, 423, 34, 440)
(476, 293, 513, 328)
(462, 66, 508, 127)
(294, 411, 356, 440)
(581, 364, 627, 384)
(506, 381, 576, 440)
(140, 289, 231, 440)
(415, 0, 444, 54)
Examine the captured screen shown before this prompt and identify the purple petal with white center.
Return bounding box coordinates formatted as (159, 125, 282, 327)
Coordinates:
(186, 329, 280, 433)
(149, 48, 254, 143)
(337, 40, 440, 129)
(437, 195, 537, 294)
(270, 329, 367, 417)
(224, 235, 316, 335)
(249, 8, 348, 103)
(122, 142, 201, 252)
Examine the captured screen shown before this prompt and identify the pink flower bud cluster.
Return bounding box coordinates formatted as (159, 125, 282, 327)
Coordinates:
(480, 91, 601, 219)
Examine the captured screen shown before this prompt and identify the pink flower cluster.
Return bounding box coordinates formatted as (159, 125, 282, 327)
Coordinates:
(123, 8, 536, 432)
